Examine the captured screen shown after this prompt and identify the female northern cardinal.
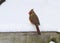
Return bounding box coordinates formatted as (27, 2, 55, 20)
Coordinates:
(28, 9, 41, 35)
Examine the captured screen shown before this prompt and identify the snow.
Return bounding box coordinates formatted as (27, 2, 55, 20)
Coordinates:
(49, 41, 55, 43)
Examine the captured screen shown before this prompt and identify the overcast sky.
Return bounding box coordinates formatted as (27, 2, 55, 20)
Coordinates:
(0, 0, 60, 32)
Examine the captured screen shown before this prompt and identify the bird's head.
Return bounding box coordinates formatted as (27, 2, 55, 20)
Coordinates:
(28, 9, 34, 15)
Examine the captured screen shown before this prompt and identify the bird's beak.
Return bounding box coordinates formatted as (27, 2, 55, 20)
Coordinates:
(29, 11, 31, 15)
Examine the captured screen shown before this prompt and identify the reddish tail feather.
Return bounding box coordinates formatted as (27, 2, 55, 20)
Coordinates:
(35, 25, 41, 35)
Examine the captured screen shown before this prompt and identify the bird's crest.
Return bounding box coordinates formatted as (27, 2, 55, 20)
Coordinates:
(28, 9, 35, 15)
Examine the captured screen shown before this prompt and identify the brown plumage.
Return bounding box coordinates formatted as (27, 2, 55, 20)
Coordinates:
(28, 9, 41, 35)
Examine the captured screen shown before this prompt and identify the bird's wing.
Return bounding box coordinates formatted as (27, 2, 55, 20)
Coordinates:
(29, 14, 40, 25)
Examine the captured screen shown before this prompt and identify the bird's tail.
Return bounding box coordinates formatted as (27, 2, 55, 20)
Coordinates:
(35, 25, 41, 35)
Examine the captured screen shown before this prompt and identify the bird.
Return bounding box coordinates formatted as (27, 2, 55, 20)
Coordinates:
(28, 9, 41, 35)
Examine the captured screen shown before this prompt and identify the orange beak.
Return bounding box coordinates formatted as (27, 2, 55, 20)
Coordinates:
(28, 11, 32, 15)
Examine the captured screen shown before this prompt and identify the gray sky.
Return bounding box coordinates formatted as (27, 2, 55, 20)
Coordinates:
(0, 0, 60, 32)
